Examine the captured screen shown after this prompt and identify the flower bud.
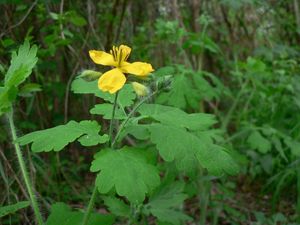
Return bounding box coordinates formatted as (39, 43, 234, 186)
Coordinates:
(79, 70, 102, 81)
(132, 82, 149, 97)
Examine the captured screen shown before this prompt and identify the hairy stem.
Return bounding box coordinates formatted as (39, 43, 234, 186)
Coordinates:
(81, 184, 98, 225)
(82, 92, 119, 225)
(7, 108, 44, 225)
(111, 90, 158, 148)
(109, 91, 119, 147)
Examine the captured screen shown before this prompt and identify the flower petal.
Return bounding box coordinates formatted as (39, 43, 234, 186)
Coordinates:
(121, 62, 154, 77)
(89, 50, 116, 66)
(98, 68, 126, 94)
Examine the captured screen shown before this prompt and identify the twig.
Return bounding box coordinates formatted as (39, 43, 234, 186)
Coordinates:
(64, 62, 80, 123)
(0, 147, 29, 200)
(0, 0, 38, 39)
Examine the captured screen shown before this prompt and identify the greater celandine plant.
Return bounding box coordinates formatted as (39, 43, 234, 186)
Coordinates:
(2, 42, 239, 225)
(0, 41, 44, 225)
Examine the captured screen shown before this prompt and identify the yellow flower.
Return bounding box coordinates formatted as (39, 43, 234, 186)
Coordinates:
(89, 45, 154, 94)
(132, 82, 149, 96)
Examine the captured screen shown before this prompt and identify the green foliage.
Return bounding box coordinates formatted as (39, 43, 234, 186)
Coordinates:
(4, 41, 38, 87)
(0, 41, 38, 115)
(4, 1, 300, 224)
(0, 201, 30, 218)
(148, 123, 238, 174)
(71, 77, 136, 107)
(144, 182, 191, 224)
(91, 147, 160, 203)
(18, 83, 42, 97)
(46, 202, 115, 225)
(131, 103, 239, 174)
(154, 19, 186, 44)
(137, 103, 216, 130)
(18, 120, 108, 152)
(90, 103, 126, 120)
(156, 65, 224, 110)
(102, 196, 130, 218)
(183, 32, 220, 54)
(0, 86, 17, 115)
(247, 131, 271, 154)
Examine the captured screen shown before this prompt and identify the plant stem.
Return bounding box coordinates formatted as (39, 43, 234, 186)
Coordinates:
(109, 91, 119, 147)
(221, 79, 249, 131)
(81, 184, 98, 225)
(7, 108, 44, 225)
(111, 90, 158, 148)
(82, 92, 120, 225)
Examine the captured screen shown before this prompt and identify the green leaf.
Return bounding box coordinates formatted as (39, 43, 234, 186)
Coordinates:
(122, 123, 150, 140)
(18, 83, 42, 97)
(153, 66, 175, 77)
(138, 104, 216, 131)
(90, 147, 160, 203)
(0, 86, 18, 115)
(71, 79, 101, 96)
(66, 11, 87, 27)
(71, 78, 135, 107)
(90, 103, 126, 120)
(145, 182, 190, 225)
(272, 136, 288, 161)
(0, 41, 38, 115)
(285, 139, 300, 157)
(156, 66, 222, 110)
(102, 196, 130, 218)
(5, 41, 38, 88)
(202, 34, 220, 53)
(18, 120, 108, 152)
(247, 131, 271, 154)
(49, 12, 59, 20)
(46, 202, 115, 225)
(148, 123, 239, 175)
(158, 74, 194, 109)
(0, 201, 30, 218)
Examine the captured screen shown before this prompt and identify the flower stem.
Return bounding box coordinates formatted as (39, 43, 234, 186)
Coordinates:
(81, 184, 97, 225)
(7, 108, 44, 225)
(82, 91, 120, 225)
(109, 91, 119, 148)
(111, 90, 158, 148)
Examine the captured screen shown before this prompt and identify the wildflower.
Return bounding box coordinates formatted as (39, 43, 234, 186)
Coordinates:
(89, 45, 154, 94)
(132, 82, 149, 96)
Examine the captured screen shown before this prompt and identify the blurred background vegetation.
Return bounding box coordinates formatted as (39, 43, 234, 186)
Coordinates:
(0, 0, 300, 224)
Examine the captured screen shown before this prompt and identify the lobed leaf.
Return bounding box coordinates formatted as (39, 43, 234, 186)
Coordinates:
(0, 41, 38, 115)
(156, 65, 223, 110)
(247, 131, 271, 154)
(5, 41, 38, 88)
(138, 103, 216, 131)
(90, 147, 160, 203)
(102, 196, 130, 218)
(45, 202, 115, 225)
(90, 103, 126, 120)
(148, 123, 239, 175)
(145, 182, 191, 225)
(18, 120, 108, 152)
